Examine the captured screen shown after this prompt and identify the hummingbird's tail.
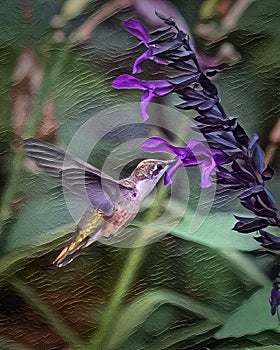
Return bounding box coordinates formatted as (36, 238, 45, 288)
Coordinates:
(53, 207, 106, 267)
(53, 229, 103, 267)
(53, 246, 83, 267)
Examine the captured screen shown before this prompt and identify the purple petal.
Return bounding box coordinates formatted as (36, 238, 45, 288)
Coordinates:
(112, 76, 173, 96)
(141, 137, 187, 156)
(184, 140, 223, 188)
(133, 49, 152, 74)
(132, 50, 169, 75)
(180, 154, 199, 167)
(164, 158, 183, 185)
(123, 20, 150, 44)
(186, 140, 211, 159)
(180, 140, 209, 166)
(200, 158, 216, 188)
(146, 80, 173, 94)
(188, 140, 216, 187)
(140, 89, 154, 121)
(154, 85, 174, 96)
(112, 75, 147, 90)
(211, 149, 226, 165)
(141, 138, 222, 187)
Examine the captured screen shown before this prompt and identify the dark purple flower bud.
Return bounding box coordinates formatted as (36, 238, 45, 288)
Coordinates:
(176, 88, 218, 112)
(198, 73, 218, 96)
(239, 186, 279, 219)
(194, 115, 237, 133)
(168, 74, 199, 89)
(206, 133, 243, 156)
(255, 230, 280, 251)
(112, 75, 173, 121)
(248, 134, 267, 174)
(233, 216, 272, 233)
(141, 137, 225, 187)
(217, 160, 256, 190)
(262, 165, 274, 180)
(270, 278, 280, 316)
(124, 20, 168, 74)
(231, 161, 256, 182)
(232, 123, 249, 147)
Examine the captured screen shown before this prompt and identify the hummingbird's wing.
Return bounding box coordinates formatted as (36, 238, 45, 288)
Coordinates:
(23, 138, 130, 216)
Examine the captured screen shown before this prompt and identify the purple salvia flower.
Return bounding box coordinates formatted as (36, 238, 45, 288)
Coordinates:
(141, 137, 225, 187)
(124, 19, 168, 74)
(112, 75, 173, 121)
(121, 13, 280, 235)
(115, 13, 280, 316)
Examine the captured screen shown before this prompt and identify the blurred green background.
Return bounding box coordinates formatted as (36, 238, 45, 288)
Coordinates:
(0, 0, 280, 349)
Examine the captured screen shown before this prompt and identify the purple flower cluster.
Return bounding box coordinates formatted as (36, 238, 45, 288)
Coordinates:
(112, 13, 280, 315)
(141, 137, 225, 187)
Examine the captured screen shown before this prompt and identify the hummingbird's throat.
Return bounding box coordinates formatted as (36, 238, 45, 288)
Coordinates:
(135, 179, 156, 200)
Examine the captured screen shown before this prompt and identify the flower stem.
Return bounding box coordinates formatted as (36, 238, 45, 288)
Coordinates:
(86, 183, 170, 349)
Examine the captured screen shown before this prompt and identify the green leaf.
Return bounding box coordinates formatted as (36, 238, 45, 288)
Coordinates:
(248, 330, 280, 347)
(2, 174, 73, 254)
(172, 210, 259, 251)
(0, 223, 73, 278)
(0, 0, 62, 50)
(107, 289, 226, 349)
(145, 321, 218, 350)
(215, 287, 280, 339)
(238, 0, 280, 36)
(0, 173, 75, 276)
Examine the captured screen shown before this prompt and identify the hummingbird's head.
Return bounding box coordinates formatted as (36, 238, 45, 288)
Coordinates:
(130, 159, 175, 200)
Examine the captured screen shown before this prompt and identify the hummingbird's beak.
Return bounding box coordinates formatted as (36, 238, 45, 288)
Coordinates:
(154, 158, 177, 182)
(164, 158, 177, 165)
(160, 158, 177, 168)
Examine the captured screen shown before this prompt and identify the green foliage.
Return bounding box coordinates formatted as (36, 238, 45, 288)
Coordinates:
(216, 287, 279, 339)
(0, 0, 279, 349)
(218, 0, 280, 164)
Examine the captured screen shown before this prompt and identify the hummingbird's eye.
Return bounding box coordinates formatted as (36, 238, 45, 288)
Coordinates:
(152, 163, 164, 176)
(156, 164, 164, 171)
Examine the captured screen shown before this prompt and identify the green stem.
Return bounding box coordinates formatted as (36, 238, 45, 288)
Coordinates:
(87, 184, 170, 349)
(9, 277, 84, 349)
(89, 245, 147, 349)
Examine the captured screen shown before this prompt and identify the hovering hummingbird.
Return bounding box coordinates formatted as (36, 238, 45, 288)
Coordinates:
(23, 139, 175, 267)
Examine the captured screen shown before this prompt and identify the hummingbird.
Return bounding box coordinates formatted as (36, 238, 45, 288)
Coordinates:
(23, 138, 175, 267)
